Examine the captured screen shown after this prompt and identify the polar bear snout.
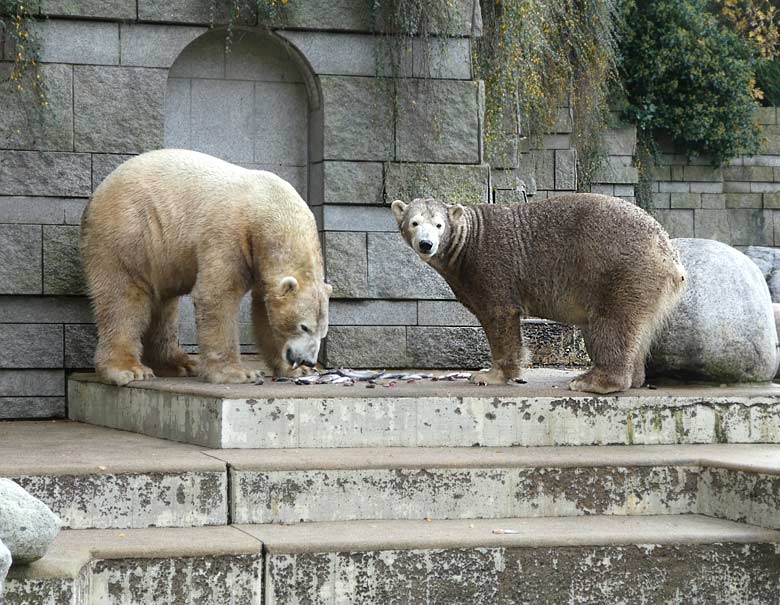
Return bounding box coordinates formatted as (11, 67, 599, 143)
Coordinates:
(412, 224, 440, 258)
(284, 334, 320, 370)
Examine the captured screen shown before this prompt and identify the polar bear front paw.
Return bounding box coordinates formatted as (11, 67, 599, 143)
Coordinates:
(469, 368, 512, 386)
(99, 363, 156, 386)
(201, 364, 261, 384)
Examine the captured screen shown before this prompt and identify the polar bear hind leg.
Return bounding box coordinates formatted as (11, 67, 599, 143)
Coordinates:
(93, 282, 156, 386)
(142, 297, 198, 377)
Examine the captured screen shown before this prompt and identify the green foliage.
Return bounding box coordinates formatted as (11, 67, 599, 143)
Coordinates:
(0, 0, 46, 103)
(756, 59, 780, 106)
(619, 0, 761, 164)
(474, 0, 622, 190)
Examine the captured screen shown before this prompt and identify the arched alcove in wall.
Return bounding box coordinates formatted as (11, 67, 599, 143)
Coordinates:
(164, 28, 322, 201)
(163, 28, 324, 358)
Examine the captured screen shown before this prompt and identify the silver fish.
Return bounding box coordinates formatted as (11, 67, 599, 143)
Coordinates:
(295, 374, 321, 385)
(337, 369, 385, 381)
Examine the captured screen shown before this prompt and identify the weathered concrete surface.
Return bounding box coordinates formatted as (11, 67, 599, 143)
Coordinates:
(0, 479, 61, 564)
(4, 526, 263, 605)
(247, 516, 780, 604)
(69, 371, 780, 448)
(0, 421, 227, 529)
(217, 444, 780, 526)
(230, 464, 698, 524)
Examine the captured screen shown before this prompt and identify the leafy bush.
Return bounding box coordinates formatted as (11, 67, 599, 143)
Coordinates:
(756, 59, 780, 106)
(619, 0, 760, 163)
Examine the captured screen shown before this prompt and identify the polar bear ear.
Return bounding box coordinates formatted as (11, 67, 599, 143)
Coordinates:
(279, 276, 299, 296)
(448, 204, 465, 222)
(390, 200, 408, 225)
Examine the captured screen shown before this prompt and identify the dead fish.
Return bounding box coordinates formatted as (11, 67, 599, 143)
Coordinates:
(377, 372, 407, 380)
(436, 372, 472, 381)
(295, 374, 321, 385)
(330, 376, 354, 385)
(316, 374, 343, 384)
(254, 379, 265, 385)
(338, 369, 385, 381)
(273, 377, 290, 383)
(402, 373, 433, 381)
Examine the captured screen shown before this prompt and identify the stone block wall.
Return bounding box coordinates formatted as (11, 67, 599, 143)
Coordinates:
(3, 1, 778, 420)
(0, 0, 490, 418)
(648, 108, 780, 247)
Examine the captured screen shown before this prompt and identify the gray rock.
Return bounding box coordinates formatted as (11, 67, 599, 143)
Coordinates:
(395, 79, 480, 164)
(320, 76, 393, 161)
(324, 232, 368, 298)
(138, 0, 256, 25)
(744, 246, 780, 303)
(64, 324, 97, 369)
(0, 398, 65, 420)
(40, 0, 136, 19)
(74, 66, 166, 154)
(385, 163, 490, 205)
(0, 478, 61, 564)
(35, 19, 119, 65)
(323, 161, 384, 205)
(0, 151, 91, 197)
(43, 225, 86, 295)
(0, 225, 42, 294)
(0, 325, 63, 369)
(0, 63, 74, 152)
(0, 539, 9, 597)
(649, 238, 779, 383)
(367, 233, 453, 300)
(325, 326, 408, 368)
(407, 327, 489, 368)
(774, 304, 780, 379)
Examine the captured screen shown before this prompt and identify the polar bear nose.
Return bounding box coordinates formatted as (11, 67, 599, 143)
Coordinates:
(419, 240, 433, 252)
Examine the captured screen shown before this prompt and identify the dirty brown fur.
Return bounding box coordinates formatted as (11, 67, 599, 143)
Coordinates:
(392, 194, 686, 394)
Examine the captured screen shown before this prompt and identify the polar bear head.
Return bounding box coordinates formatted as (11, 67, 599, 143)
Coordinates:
(264, 276, 332, 371)
(391, 197, 465, 261)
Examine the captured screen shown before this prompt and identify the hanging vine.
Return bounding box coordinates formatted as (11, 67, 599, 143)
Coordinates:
(0, 0, 46, 104)
(475, 0, 622, 191)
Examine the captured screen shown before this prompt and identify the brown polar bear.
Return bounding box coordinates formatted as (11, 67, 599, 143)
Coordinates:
(81, 149, 331, 386)
(391, 194, 686, 394)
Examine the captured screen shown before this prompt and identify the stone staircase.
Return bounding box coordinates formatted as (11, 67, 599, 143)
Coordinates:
(3, 369, 780, 603)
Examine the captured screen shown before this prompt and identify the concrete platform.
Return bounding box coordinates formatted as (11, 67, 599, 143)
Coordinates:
(4, 526, 262, 605)
(69, 370, 780, 448)
(245, 515, 780, 604)
(5, 517, 778, 604)
(0, 421, 227, 529)
(213, 444, 780, 527)
(4, 422, 779, 531)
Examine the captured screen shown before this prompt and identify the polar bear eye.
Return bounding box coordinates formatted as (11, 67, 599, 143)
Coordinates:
(412, 221, 419, 227)
(436, 223, 442, 229)
(300, 324, 311, 334)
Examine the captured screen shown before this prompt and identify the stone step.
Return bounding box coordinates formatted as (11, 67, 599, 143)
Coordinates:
(213, 444, 780, 528)
(244, 515, 780, 604)
(6, 517, 779, 604)
(69, 370, 780, 448)
(3, 526, 263, 605)
(0, 421, 227, 529)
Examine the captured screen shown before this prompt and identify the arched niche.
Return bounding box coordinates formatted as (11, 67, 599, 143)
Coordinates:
(164, 28, 322, 206)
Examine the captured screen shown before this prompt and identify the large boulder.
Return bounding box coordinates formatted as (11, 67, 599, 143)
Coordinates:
(0, 479, 61, 564)
(0, 539, 10, 597)
(648, 238, 779, 383)
(744, 245, 780, 302)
